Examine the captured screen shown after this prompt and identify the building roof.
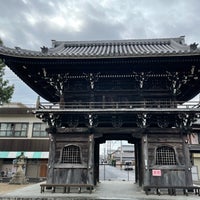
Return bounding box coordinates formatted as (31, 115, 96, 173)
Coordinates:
(1, 36, 200, 103)
(1, 102, 27, 108)
(0, 103, 33, 115)
(117, 145, 134, 151)
(0, 36, 199, 59)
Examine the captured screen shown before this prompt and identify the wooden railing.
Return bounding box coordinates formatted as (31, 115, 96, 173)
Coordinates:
(36, 101, 200, 110)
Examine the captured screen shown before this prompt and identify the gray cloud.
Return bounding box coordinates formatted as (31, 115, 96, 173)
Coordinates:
(0, 0, 200, 104)
(1, 0, 200, 48)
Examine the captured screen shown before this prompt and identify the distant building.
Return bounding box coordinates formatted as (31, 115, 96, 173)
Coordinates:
(0, 103, 49, 180)
(111, 144, 135, 164)
(189, 118, 200, 181)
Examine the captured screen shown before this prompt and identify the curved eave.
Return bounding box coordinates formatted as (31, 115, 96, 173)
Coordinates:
(0, 55, 60, 102)
(1, 52, 200, 68)
(1, 52, 200, 103)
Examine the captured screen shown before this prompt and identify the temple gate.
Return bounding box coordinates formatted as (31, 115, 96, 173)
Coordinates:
(1, 36, 200, 190)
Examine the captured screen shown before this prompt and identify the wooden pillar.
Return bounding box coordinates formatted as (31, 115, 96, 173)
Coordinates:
(94, 142, 100, 185)
(142, 134, 149, 186)
(135, 142, 139, 183)
(46, 133, 56, 184)
(136, 139, 143, 186)
(182, 129, 193, 186)
(59, 94, 65, 109)
(87, 134, 94, 185)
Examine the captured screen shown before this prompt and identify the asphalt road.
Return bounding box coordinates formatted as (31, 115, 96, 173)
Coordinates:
(99, 164, 135, 181)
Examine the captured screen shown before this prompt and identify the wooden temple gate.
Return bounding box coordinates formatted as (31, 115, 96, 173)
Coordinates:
(1, 36, 200, 191)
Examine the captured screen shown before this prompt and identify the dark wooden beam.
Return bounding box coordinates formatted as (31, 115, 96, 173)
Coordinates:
(35, 108, 200, 115)
(55, 127, 182, 135)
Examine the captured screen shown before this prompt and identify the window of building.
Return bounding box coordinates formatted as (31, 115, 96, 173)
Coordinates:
(0, 123, 28, 137)
(156, 146, 177, 165)
(61, 145, 81, 164)
(32, 123, 47, 137)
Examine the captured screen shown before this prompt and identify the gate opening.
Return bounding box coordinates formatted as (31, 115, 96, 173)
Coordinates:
(99, 140, 135, 182)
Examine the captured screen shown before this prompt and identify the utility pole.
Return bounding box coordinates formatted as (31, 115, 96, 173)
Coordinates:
(120, 141, 123, 167)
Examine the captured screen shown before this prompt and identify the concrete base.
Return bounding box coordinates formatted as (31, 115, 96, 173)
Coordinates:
(9, 172, 28, 185)
(2, 181, 200, 200)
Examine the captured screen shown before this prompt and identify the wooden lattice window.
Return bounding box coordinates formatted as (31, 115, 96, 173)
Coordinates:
(156, 146, 177, 165)
(61, 145, 81, 164)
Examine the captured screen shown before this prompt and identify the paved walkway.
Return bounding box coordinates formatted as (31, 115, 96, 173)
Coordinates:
(1, 181, 200, 200)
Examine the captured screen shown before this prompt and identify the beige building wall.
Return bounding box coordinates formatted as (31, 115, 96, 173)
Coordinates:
(0, 114, 47, 138)
(193, 153, 200, 180)
(0, 103, 49, 179)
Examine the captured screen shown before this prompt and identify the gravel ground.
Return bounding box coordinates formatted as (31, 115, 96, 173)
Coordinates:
(0, 183, 31, 195)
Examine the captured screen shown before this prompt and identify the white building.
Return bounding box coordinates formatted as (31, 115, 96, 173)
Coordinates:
(111, 144, 135, 165)
(0, 103, 49, 181)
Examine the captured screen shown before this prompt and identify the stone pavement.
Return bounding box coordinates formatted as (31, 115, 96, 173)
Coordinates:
(1, 181, 200, 200)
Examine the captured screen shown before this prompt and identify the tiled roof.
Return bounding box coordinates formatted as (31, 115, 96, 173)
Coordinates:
(0, 36, 199, 59)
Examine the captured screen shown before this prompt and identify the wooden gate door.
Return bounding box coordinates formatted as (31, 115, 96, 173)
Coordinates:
(40, 160, 47, 177)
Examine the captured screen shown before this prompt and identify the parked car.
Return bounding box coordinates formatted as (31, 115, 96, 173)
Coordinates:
(124, 161, 133, 170)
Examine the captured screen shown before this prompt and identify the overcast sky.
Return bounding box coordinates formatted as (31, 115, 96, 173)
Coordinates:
(1, 0, 200, 105)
